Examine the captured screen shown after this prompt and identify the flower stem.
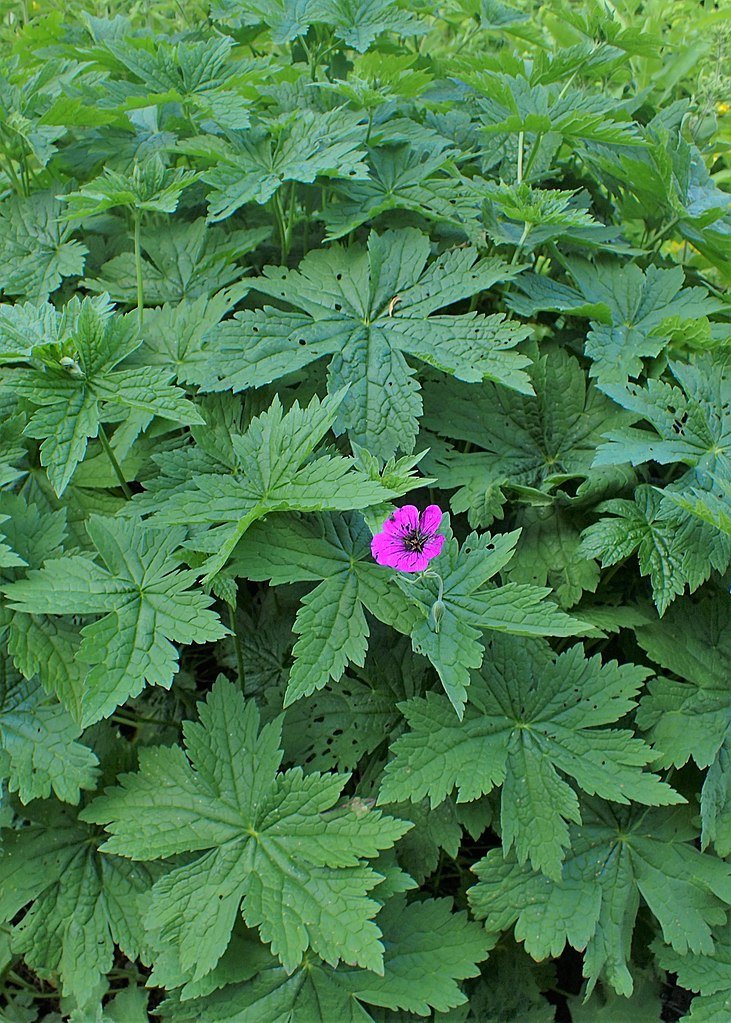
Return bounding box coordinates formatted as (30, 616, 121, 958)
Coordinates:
(98, 424, 132, 498)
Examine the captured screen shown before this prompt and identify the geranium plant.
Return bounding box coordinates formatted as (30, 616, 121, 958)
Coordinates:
(0, 1, 729, 1021)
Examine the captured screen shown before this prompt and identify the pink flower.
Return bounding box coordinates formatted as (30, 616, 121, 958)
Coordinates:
(371, 504, 445, 573)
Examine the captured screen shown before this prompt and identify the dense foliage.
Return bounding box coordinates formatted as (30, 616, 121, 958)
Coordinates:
(0, 0, 729, 1020)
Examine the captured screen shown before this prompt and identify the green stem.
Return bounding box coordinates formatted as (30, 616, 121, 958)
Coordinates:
(1, 153, 25, 195)
(521, 133, 543, 182)
(516, 130, 524, 183)
(98, 424, 132, 499)
(133, 208, 144, 331)
(112, 711, 179, 728)
(285, 182, 297, 255)
(228, 603, 245, 690)
(649, 216, 680, 252)
(272, 192, 289, 263)
(510, 222, 531, 265)
(366, 108, 374, 145)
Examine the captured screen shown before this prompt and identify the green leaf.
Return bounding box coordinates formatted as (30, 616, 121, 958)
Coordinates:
(213, 0, 426, 50)
(580, 486, 731, 615)
(0, 191, 87, 300)
(187, 109, 369, 220)
(421, 346, 630, 528)
(512, 261, 720, 390)
(0, 493, 86, 718)
(229, 511, 419, 707)
(653, 922, 731, 1023)
(82, 678, 411, 977)
(381, 636, 680, 878)
(142, 391, 400, 581)
(156, 895, 487, 1021)
(594, 355, 730, 479)
(322, 139, 458, 241)
(568, 971, 664, 1023)
(0, 663, 98, 804)
(104, 34, 252, 130)
(392, 528, 588, 717)
(0, 801, 160, 1007)
(189, 228, 531, 458)
(0, 295, 202, 494)
(62, 157, 198, 218)
(468, 802, 731, 996)
(2, 515, 228, 725)
(506, 506, 600, 608)
(83, 218, 265, 305)
(635, 591, 730, 770)
(701, 734, 731, 859)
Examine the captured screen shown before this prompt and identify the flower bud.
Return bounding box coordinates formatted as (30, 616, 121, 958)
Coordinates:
(428, 598, 445, 633)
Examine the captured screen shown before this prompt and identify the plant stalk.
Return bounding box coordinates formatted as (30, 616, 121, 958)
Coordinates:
(98, 424, 132, 498)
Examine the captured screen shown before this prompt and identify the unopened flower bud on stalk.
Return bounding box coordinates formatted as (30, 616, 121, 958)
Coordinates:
(428, 598, 445, 633)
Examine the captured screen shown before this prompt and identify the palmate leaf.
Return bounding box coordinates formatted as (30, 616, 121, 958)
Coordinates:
(84, 218, 267, 304)
(506, 506, 601, 609)
(2, 515, 228, 725)
(580, 486, 731, 616)
(310, 0, 428, 51)
(511, 260, 721, 389)
(0, 191, 87, 300)
(481, 181, 615, 253)
(188, 228, 531, 458)
(228, 512, 420, 707)
(0, 295, 202, 494)
(391, 526, 587, 717)
(653, 922, 731, 1023)
(635, 590, 730, 773)
(0, 513, 25, 569)
(103, 34, 253, 130)
(140, 390, 404, 581)
(468, 801, 731, 997)
(281, 631, 429, 773)
(701, 733, 731, 860)
(82, 679, 411, 978)
(231, 514, 583, 716)
(322, 140, 460, 241)
(158, 895, 488, 1021)
(0, 800, 160, 1008)
(61, 157, 199, 218)
(0, 661, 98, 805)
(464, 69, 642, 148)
(594, 354, 731, 480)
(421, 346, 631, 528)
(662, 477, 731, 536)
(185, 108, 369, 221)
(0, 493, 86, 719)
(124, 289, 246, 382)
(380, 636, 680, 879)
(213, 0, 426, 51)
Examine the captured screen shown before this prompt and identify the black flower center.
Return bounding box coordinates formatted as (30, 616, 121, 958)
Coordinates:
(402, 529, 428, 553)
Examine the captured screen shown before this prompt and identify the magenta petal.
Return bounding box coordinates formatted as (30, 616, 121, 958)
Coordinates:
(421, 535, 445, 562)
(382, 504, 419, 536)
(371, 533, 407, 568)
(419, 504, 443, 536)
(394, 549, 430, 572)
